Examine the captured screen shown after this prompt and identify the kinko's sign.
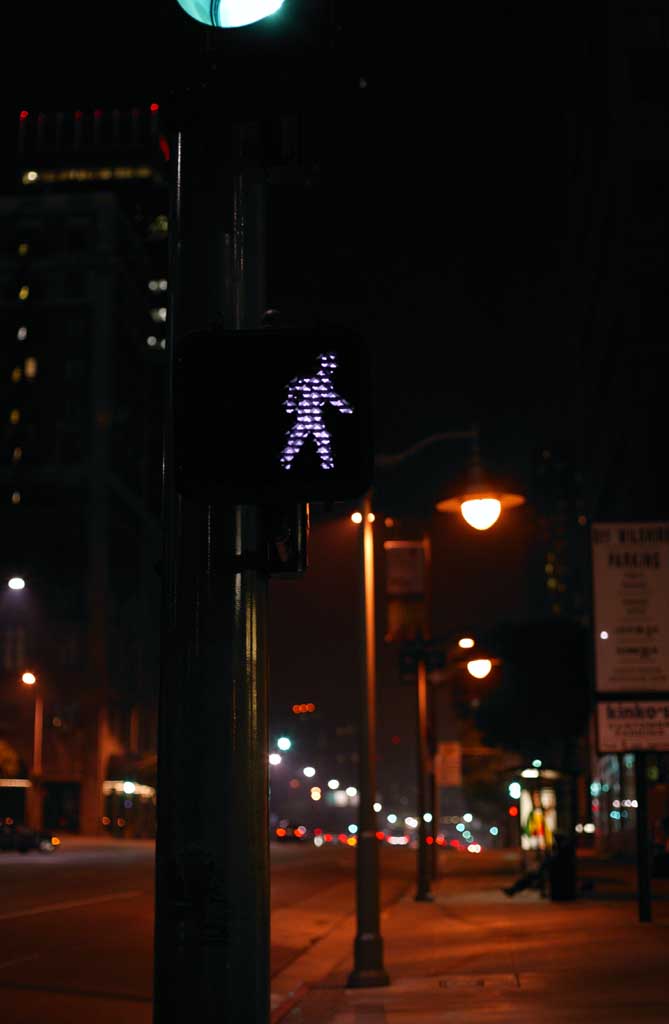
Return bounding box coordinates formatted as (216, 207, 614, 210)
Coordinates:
(591, 522, 669, 694)
(597, 700, 669, 752)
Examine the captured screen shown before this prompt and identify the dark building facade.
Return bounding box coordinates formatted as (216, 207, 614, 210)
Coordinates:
(0, 106, 168, 834)
(565, 4, 669, 854)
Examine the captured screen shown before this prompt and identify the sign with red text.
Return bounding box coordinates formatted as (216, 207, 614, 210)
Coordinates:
(591, 522, 669, 694)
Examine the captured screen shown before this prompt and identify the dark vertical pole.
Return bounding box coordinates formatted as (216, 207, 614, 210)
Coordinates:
(635, 750, 652, 923)
(428, 685, 438, 881)
(153, 84, 270, 1022)
(415, 655, 433, 901)
(348, 493, 390, 988)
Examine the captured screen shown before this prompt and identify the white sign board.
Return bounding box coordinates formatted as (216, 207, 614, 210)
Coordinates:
(591, 522, 669, 693)
(597, 700, 669, 752)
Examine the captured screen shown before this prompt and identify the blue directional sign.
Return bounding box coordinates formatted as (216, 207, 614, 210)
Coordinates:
(174, 325, 373, 502)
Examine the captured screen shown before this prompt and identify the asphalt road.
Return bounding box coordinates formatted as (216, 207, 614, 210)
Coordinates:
(0, 836, 417, 1022)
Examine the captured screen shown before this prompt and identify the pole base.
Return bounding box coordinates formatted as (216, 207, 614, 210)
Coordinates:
(415, 891, 434, 902)
(347, 967, 391, 989)
(347, 933, 390, 988)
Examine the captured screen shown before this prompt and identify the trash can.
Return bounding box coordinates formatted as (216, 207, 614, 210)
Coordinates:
(548, 834, 577, 901)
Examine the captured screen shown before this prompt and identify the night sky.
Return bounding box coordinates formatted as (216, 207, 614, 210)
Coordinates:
(5, 4, 601, 765)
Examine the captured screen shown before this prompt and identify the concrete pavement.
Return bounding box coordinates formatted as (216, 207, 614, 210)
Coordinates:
(270, 849, 669, 1023)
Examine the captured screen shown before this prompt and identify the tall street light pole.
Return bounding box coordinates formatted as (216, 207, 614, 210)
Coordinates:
(376, 428, 525, 905)
(348, 492, 390, 988)
(21, 671, 43, 829)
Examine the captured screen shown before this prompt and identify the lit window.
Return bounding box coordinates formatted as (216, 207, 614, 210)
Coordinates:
(9, 410, 20, 424)
(12, 447, 22, 463)
(18, 243, 29, 256)
(11, 367, 22, 383)
(18, 285, 30, 301)
(17, 327, 27, 341)
(24, 358, 37, 379)
(159, 279, 168, 291)
(148, 280, 160, 292)
(146, 336, 157, 347)
(159, 338, 166, 349)
(11, 492, 21, 505)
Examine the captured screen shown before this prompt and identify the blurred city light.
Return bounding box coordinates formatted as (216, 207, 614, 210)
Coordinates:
(345, 786, 357, 797)
(387, 813, 397, 824)
(373, 801, 382, 812)
(463, 812, 473, 822)
(458, 636, 475, 648)
(277, 736, 291, 751)
(269, 753, 282, 766)
(423, 812, 433, 823)
(351, 511, 363, 524)
(21, 671, 36, 685)
(8, 577, 25, 590)
(303, 766, 316, 778)
(508, 781, 521, 799)
(327, 778, 340, 790)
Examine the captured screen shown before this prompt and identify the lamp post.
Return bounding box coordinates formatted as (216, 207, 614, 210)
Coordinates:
(375, 427, 524, 904)
(21, 671, 43, 829)
(347, 493, 390, 988)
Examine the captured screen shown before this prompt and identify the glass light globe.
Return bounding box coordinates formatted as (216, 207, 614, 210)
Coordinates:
(460, 498, 501, 531)
(467, 658, 492, 679)
(176, 0, 283, 28)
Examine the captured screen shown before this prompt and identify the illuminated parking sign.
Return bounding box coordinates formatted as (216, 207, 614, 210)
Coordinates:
(174, 325, 373, 502)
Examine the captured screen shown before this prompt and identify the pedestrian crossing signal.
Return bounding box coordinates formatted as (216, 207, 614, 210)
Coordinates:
(174, 324, 373, 502)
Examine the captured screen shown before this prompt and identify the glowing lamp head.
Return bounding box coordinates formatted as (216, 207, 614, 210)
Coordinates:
(460, 497, 501, 531)
(458, 636, 475, 649)
(351, 511, 363, 524)
(21, 671, 36, 685)
(467, 658, 492, 679)
(8, 577, 25, 590)
(176, 0, 284, 28)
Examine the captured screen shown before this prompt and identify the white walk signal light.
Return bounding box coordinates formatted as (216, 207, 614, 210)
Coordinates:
(174, 326, 373, 503)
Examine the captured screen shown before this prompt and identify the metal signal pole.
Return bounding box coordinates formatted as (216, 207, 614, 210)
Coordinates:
(153, 83, 270, 1022)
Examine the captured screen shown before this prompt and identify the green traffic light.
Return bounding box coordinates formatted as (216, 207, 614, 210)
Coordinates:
(176, 0, 284, 29)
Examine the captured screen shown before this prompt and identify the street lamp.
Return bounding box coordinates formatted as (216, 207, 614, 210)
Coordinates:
(176, 0, 284, 29)
(21, 670, 43, 829)
(355, 427, 524, 913)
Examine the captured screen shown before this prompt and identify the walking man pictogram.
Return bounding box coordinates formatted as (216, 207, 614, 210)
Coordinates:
(280, 352, 353, 470)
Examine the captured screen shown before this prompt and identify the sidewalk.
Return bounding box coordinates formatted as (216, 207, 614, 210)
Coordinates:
(271, 850, 669, 1023)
